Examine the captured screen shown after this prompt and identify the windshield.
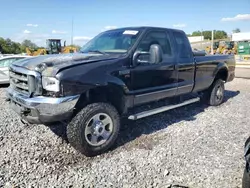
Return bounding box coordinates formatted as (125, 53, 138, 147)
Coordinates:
(79, 29, 141, 54)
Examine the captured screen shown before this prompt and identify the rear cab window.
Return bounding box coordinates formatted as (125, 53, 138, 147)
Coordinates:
(173, 31, 192, 59)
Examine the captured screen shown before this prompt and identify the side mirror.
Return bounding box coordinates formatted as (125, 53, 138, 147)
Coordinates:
(132, 44, 163, 65)
(132, 51, 149, 65)
(149, 44, 163, 64)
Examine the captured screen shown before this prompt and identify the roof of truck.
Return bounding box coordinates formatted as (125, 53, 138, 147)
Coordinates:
(105, 26, 185, 33)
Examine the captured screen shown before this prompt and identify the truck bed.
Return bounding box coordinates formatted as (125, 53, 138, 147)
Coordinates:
(193, 54, 235, 92)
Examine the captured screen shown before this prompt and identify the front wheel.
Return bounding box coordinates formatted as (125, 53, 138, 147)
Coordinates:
(203, 79, 225, 106)
(243, 168, 250, 188)
(67, 103, 120, 157)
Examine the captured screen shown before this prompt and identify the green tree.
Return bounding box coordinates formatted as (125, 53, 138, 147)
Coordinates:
(192, 31, 212, 40)
(0, 37, 5, 53)
(10, 42, 22, 54)
(0, 37, 26, 54)
(21, 39, 38, 50)
(214, 30, 228, 40)
(0, 38, 11, 53)
(192, 30, 227, 40)
(202, 31, 212, 40)
(191, 31, 202, 36)
(233, 28, 241, 33)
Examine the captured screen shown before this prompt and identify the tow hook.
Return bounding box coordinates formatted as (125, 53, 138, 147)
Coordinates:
(20, 118, 29, 126)
(20, 108, 31, 116)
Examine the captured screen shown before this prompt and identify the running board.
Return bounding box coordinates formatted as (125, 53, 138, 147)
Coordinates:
(128, 97, 200, 120)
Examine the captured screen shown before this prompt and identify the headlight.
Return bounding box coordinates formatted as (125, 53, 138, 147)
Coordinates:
(42, 77, 60, 92)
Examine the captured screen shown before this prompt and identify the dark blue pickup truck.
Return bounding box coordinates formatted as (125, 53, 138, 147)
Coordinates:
(7, 26, 235, 156)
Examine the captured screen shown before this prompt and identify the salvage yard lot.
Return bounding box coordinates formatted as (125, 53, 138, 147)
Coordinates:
(0, 78, 249, 187)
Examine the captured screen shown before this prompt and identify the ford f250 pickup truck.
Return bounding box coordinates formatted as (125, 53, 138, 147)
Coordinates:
(6, 27, 235, 156)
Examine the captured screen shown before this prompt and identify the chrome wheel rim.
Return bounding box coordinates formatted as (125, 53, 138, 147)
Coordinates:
(84, 113, 113, 146)
(215, 85, 223, 102)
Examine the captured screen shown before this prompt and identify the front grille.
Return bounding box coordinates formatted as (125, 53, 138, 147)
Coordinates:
(9, 66, 41, 96)
(9, 70, 30, 95)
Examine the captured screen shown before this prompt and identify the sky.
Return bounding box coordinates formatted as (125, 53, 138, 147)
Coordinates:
(1, 0, 250, 47)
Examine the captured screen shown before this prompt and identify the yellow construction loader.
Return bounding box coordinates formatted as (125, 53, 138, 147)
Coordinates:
(26, 39, 78, 56)
(205, 40, 237, 55)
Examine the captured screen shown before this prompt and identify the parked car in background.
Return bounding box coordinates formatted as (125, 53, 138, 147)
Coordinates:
(0, 55, 29, 84)
(243, 137, 250, 188)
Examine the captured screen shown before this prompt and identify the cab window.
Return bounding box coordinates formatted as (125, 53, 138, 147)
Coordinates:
(137, 31, 172, 56)
(173, 31, 192, 58)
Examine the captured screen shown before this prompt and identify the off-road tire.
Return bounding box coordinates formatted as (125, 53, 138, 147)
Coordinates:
(243, 168, 250, 188)
(202, 79, 225, 106)
(67, 103, 120, 157)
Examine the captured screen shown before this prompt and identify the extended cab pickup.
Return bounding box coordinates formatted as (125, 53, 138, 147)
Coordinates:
(7, 27, 235, 156)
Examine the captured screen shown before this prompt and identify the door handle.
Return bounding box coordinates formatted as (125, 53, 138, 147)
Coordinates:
(119, 69, 130, 76)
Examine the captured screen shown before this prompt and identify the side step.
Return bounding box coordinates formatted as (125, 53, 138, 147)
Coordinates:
(128, 97, 200, 120)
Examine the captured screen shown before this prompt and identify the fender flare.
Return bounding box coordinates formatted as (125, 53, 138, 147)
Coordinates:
(213, 62, 229, 80)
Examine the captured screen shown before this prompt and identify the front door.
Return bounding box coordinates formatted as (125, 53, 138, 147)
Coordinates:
(129, 30, 178, 105)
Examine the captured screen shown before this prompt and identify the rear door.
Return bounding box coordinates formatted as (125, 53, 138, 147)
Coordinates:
(172, 31, 195, 95)
(130, 29, 178, 105)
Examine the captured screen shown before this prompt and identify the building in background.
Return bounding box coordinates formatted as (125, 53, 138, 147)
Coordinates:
(232, 32, 250, 42)
(188, 36, 204, 43)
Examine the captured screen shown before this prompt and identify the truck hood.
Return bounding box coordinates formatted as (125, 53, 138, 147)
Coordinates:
(11, 53, 120, 76)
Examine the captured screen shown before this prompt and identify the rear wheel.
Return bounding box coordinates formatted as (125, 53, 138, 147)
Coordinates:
(67, 103, 120, 157)
(203, 79, 225, 106)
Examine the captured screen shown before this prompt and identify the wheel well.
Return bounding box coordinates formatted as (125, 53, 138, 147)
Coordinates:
(74, 86, 125, 116)
(215, 68, 228, 81)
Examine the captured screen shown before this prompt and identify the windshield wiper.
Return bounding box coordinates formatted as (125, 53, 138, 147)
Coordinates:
(85, 50, 107, 55)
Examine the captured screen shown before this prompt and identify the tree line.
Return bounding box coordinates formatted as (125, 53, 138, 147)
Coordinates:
(187, 30, 227, 40)
(0, 38, 81, 54)
(187, 28, 241, 40)
(0, 38, 39, 54)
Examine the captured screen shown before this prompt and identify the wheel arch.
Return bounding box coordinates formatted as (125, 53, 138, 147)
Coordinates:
(73, 82, 129, 116)
(213, 63, 229, 82)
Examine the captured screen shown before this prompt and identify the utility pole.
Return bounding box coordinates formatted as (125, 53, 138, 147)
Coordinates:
(201, 29, 203, 50)
(71, 17, 74, 46)
(211, 30, 214, 54)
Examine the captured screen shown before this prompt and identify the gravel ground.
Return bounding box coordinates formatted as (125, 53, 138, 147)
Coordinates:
(0, 78, 249, 188)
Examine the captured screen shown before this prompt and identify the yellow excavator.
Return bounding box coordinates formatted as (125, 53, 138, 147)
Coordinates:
(205, 40, 237, 55)
(26, 39, 78, 56)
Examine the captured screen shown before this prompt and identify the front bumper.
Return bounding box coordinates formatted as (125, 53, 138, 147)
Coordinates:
(6, 87, 80, 124)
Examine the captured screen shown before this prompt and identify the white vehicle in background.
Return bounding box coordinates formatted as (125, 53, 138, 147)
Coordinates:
(0, 55, 30, 84)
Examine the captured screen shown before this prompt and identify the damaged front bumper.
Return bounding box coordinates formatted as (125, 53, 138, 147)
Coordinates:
(6, 87, 79, 124)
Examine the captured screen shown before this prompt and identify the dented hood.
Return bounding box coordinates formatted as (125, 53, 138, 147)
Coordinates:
(11, 53, 119, 76)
